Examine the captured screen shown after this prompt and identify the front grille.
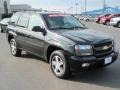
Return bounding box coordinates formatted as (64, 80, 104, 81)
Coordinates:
(93, 41, 113, 57)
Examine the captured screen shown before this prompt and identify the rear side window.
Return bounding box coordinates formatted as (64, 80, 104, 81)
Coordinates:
(10, 12, 21, 25)
(17, 14, 30, 28)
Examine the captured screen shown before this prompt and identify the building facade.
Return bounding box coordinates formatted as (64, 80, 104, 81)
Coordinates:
(10, 4, 32, 12)
(0, 0, 10, 20)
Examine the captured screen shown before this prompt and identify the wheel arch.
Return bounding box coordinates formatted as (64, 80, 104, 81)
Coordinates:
(7, 31, 17, 43)
(46, 45, 65, 63)
(8, 34, 14, 43)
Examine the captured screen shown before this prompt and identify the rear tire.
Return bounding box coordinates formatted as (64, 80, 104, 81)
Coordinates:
(10, 39, 22, 57)
(50, 50, 70, 79)
(0, 26, 3, 33)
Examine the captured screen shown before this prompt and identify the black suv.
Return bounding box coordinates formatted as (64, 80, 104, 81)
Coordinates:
(7, 12, 118, 78)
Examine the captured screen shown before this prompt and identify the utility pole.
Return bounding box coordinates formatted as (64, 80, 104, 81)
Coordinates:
(75, 3, 78, 15)
(75, 0, 79, 15)
(85, 0, 87, 15)
(68, 6, 73, 14)
(103, 0, 106, 14)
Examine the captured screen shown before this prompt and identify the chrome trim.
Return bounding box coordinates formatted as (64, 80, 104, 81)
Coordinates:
(94, 44, 113, 51)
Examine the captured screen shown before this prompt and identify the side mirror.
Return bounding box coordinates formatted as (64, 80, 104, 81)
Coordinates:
(32, 26, 46, 35)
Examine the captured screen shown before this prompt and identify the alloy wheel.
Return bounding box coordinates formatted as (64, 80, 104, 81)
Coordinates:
(51, 55, 65, 76)
(10, 39, 17, 55)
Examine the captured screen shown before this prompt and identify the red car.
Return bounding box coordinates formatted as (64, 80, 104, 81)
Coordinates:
(95, 14, 110, 23)
(100, 14, 120, 25)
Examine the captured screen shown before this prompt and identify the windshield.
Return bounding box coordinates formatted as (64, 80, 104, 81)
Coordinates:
(42, 14, 87, 30)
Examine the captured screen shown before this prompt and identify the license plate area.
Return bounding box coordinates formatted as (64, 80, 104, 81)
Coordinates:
(105, 57, 112, 64)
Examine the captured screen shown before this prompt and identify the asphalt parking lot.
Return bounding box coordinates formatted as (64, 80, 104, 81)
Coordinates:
(0, 22, 120, 90)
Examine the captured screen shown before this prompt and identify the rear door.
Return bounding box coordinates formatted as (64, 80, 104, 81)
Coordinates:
(8, 12, 22, 45)
(15, 13, 30, 49)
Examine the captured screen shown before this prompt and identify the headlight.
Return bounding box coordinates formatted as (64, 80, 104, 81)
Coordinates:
(75, 45, 93, 56)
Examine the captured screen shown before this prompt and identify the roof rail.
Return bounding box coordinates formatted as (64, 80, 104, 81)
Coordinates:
(22, 10, 61, 13)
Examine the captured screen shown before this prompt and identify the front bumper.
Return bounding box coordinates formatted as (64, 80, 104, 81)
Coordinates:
(95, 18, 99, 22)
(100, 19, 106, 24)
(68, 52, 119, 71)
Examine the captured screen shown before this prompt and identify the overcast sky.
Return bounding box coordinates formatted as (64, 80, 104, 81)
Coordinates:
(11, 0, 120, 13)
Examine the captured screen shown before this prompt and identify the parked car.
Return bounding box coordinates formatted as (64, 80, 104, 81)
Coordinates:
(95, 14, 111, 23)
(79, 15, 85, 20)
(7, 12, 118, 79)
(73, 15, 79, 19)
(83, 15, 94, 22)
(110, 17, 120, 28)
(100, 14, 120, 25)
(0, 18, 10, 33)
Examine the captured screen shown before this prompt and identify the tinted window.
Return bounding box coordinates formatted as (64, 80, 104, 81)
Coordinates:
(10, 12, 21, 25)
(17, 14, 30, 28)
(28, 15, 44, 30)
(43, 14, 86, 30)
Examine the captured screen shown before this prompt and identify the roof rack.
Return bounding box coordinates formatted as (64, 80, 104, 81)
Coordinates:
(22, 10, 61, 13)
(14, 10, 62, 15)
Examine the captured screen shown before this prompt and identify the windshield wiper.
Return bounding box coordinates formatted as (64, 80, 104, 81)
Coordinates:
(50, 26, 87, 30)
(69, 26, 86, 30)
(50, 27, 71, 30)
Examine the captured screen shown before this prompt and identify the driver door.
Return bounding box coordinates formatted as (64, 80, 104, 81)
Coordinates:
(25, 15, 46, 58)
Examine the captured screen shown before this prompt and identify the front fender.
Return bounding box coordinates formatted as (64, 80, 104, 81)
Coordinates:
(45, 39, 75, 56)
(8, 30, 17, 37)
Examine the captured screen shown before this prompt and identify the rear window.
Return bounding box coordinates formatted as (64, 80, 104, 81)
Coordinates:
(10, 12, 22, 25)
(17, 14, 30, 28)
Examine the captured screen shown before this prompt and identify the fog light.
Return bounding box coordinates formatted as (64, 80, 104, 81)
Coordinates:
(82, 63, 90, 67)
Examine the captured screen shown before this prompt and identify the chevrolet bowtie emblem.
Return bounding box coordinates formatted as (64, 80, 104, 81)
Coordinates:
(103, 46, 109, 50)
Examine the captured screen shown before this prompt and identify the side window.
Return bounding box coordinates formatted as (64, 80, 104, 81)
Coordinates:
(17, 14, 30, 28)
(28, 15, 44, 30)
(10, 12, 21, 25)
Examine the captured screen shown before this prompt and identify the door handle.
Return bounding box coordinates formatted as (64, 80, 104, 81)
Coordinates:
(28, 35, 33, 38)
(25, 34, 34, 38)
(26, 34, 30, 37)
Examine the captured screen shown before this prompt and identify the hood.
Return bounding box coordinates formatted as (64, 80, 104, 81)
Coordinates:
(53, 29, 112, 44)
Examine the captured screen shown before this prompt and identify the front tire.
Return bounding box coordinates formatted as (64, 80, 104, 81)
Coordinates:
(10, 39, 22, 57)
(50, 50, 70, 79)
(105, 21, 110, 25)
